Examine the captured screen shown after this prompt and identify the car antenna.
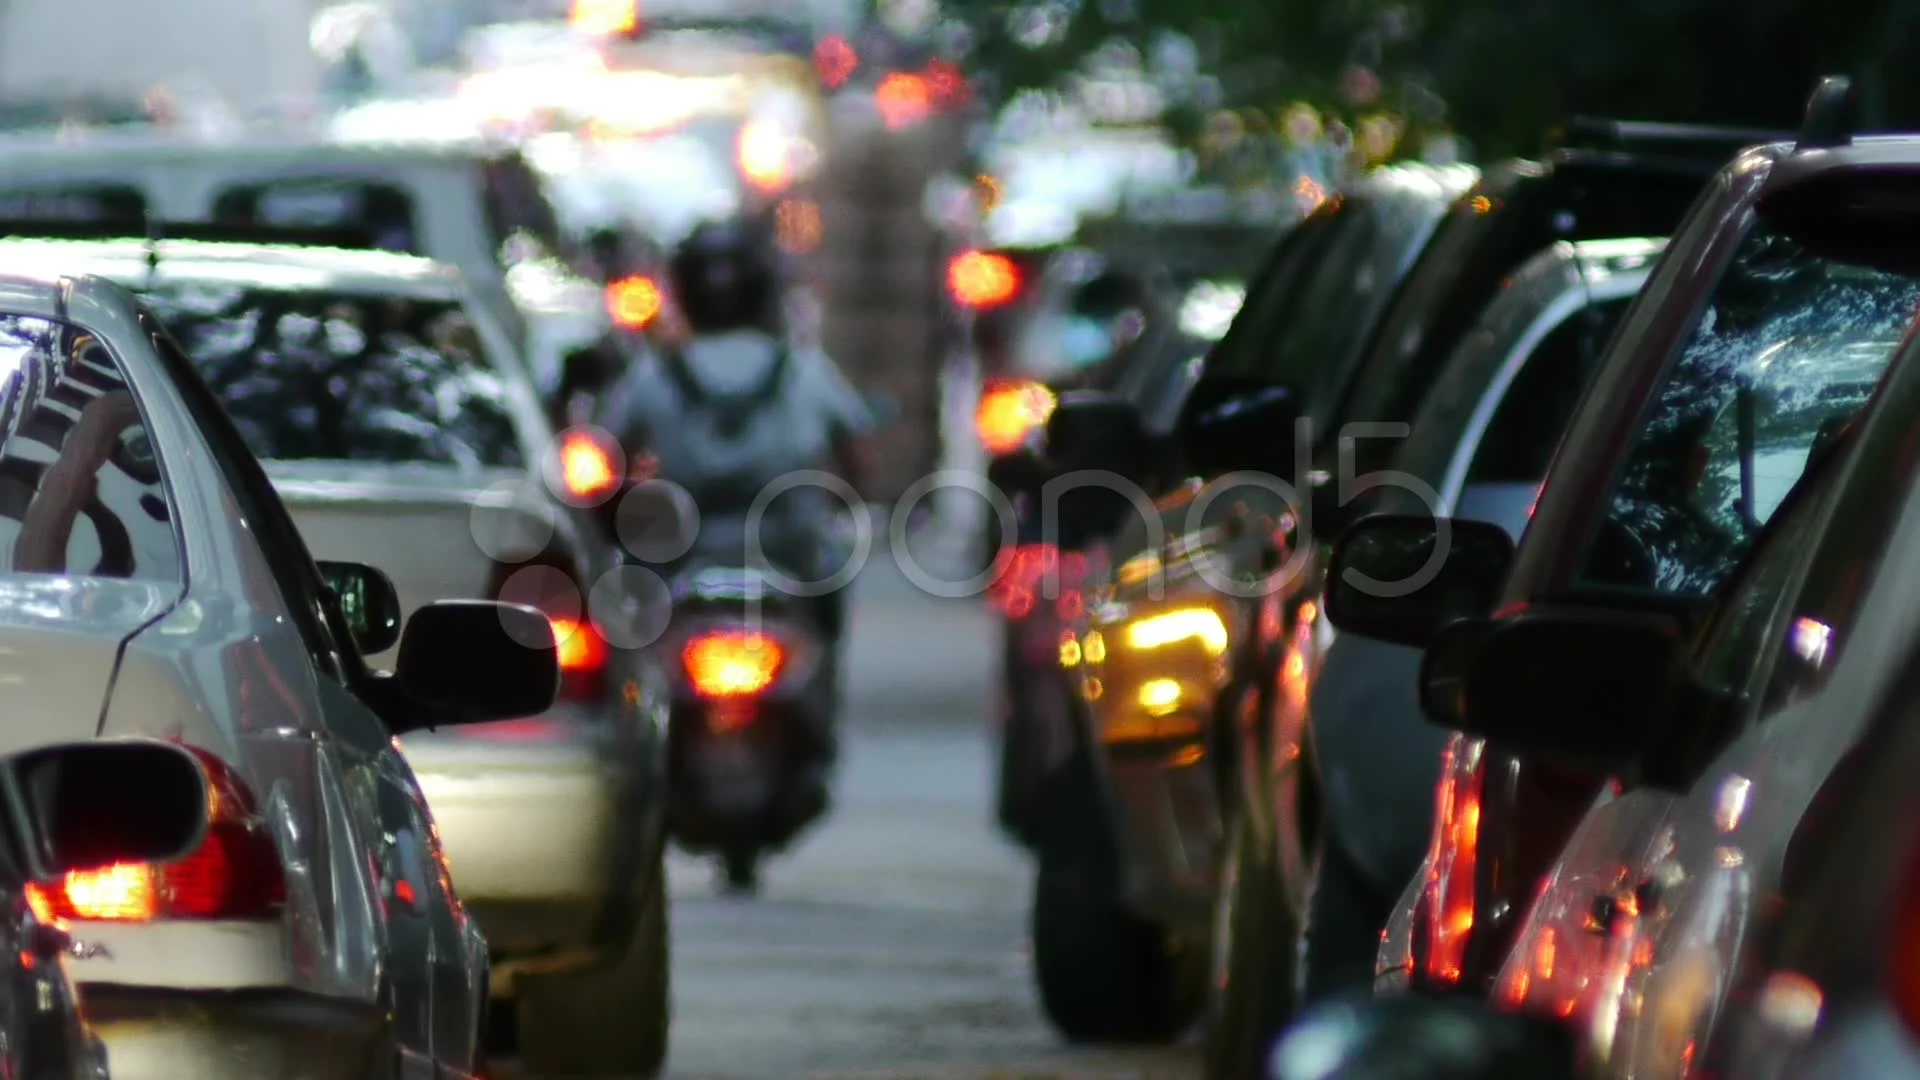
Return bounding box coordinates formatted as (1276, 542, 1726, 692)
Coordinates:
(1795, 74, 1856, 151)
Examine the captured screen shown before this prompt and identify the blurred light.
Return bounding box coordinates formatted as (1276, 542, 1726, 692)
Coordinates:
(924, 59, 969, 107)
(550, 617, 609, 673)
(775, 199, 824, 254)
(605, 275, 663, 330)
(1124, 608, 1229, 656)
(559, 431, 620, 500)
(737, 119, 796, 192)
(1178, 280, 1245, 341)
(683, 632, 786, 698)
(974, 173, 1003, 214)
(571, 0, 636, 35)
(815, 35, 858, 89)
(975, 380, 1055, 454)
(876, 72, 932, 130)
(1137, 678, 1183, 716)
(947, 250, 1020, 309)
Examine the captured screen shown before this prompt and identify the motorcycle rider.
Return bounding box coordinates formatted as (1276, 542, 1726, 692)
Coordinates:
(595, 218, 875, 762)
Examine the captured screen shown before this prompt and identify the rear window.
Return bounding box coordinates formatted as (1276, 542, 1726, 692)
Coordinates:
(1580, 219, 1920, 595)
(212, 180, 420, 253)
(0, 314, 182, 582)
(135, 284, 525, 469)
(0, 184, 146, 221)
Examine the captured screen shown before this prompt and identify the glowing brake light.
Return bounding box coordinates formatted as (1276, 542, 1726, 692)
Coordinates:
(606, 275, 663, 330)
(948, 250, 1020, 310)
(559, 430, 620, 502)
(683, 632, 786, 698)
(570, 0, 636, 35)
(550, 617, 609, 673)
(975, 379, 1055, 455)
(26, 747, 285, 923)
(988, 544, 1088, 620)
(737, 120, 796, 192)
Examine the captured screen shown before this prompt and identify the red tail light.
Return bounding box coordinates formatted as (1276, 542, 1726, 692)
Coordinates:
(606, 275, 664, 331)
(556, 428, 621, 503)
(988, 544, 1088, 620)
(550, 616, 610, 702)
(814, 34, 857, 89)
(1422, 734, 1484, 985)
(683, 631, 785, 698)
(976, 379, 1055, 455)
(26, 747, 285, 923)
(948, 250, 1020, 310)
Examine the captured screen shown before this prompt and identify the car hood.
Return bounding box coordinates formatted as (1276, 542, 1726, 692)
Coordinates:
(0, 576, 181, 754)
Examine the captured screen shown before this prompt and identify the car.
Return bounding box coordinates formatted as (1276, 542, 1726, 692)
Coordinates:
(1320, 75, 1920, 1002)
(0, 254, 563, 1079)
(0, 130, 612, 400)
(1027, 160, 1477, 1044)
(0, 224, 677, 1076)
(0, 739, 210, 1080)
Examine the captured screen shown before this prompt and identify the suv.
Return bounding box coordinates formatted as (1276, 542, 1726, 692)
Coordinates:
(1323, 76, 1920, 999)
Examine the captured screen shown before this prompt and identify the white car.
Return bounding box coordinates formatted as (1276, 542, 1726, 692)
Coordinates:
(0, 265, 562, 1079)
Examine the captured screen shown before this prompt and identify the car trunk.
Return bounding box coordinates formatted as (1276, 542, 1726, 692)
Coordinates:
(0, 577, 180, 753)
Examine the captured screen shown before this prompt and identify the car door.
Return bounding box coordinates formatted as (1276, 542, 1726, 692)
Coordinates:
(142, 317, 481, 1071)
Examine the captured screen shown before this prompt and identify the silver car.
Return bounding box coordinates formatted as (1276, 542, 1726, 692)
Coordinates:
(0, 264, 561, 1079)
(0, 233, 678, 1077)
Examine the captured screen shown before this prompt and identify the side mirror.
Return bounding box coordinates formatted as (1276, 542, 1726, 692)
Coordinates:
(1425, 605, 1688, 774)
(394, 601, 560, 729)
(1268, 994, 1578, 1080)
(1045, 389, 1148, 475)
(10, 740, 210, 877)
(1176, 376, 1300, 479)
(318, 560, 403, 654)
(1325, 516, 1515, 648)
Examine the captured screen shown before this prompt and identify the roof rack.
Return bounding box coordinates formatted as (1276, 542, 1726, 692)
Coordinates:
(1548, 118, 1793, 160)
(1795, 74, 1856, 151)
(0, 217, 378, 250)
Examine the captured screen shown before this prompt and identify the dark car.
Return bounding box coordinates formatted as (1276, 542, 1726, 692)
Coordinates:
(1322, 76, 1920, 1003)
(1026, 161, 1477, 1044)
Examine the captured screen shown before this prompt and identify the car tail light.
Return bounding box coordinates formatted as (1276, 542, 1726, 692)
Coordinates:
(1422, 734, 1485, 985)
(948, 250, 1021, 310)
(26, 746, 285, 923)
(556, 429, 621, 502)
(551, 616, 610, 702)
(605, 274, 663, 331)
(683, 631, 786, 698)
(988, 544, 1088, 620)
(976, 379, 1055, 455)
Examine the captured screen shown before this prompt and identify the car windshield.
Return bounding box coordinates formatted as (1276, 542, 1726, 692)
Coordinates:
(0, 314, 183, 582)
(1580, 220, 1920, 595)
(136, 283, 525, 470)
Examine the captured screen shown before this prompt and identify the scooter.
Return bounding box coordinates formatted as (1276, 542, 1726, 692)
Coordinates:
(659, 559, 837, 893)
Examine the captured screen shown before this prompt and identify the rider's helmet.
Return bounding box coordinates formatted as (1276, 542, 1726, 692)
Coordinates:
(669, 219, 779, 334)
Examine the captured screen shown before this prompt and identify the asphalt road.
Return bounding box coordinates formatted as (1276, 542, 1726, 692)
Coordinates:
(658, 553, 1201, 1079)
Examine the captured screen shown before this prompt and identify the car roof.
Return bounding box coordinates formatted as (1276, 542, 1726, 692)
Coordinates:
(0, 237, 465, 299)
(0, 130, 516, 168)
(1567, 235, 1668, 284)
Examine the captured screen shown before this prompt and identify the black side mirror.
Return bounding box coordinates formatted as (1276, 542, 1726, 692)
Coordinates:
(1268, 993, 1579, 1080)
(1176, 376, 1301, 480)
(394, 601, 561, 729)
(1045, 389, 1148, 475)
(1325, 515, 1516, 648)
(1425, 605, 1687, 775)
(318, 560, 403, 654)
(11, 740, 210, 877)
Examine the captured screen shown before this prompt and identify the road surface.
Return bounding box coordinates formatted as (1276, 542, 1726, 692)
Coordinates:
(504, 547, 1201, 1078)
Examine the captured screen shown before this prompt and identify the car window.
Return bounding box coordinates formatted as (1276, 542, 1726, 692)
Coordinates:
(1336, 199, 1502, 436)
(139, 312, 351, 677)
(482, 154, 569, 264)
(1261, 209, 1386, 419)
(1201, 205, 1352, 385)
(0, 183, 146, 222)
(1578, 219, 1920, 596)
(0, 315, 183, 583)
(1465, 295, 1632, 484)
(135, 283, 525, 469)
(212, 179, 422, 254)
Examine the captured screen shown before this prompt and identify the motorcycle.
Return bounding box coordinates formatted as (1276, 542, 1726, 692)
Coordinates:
(657, 557, 837, 892)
